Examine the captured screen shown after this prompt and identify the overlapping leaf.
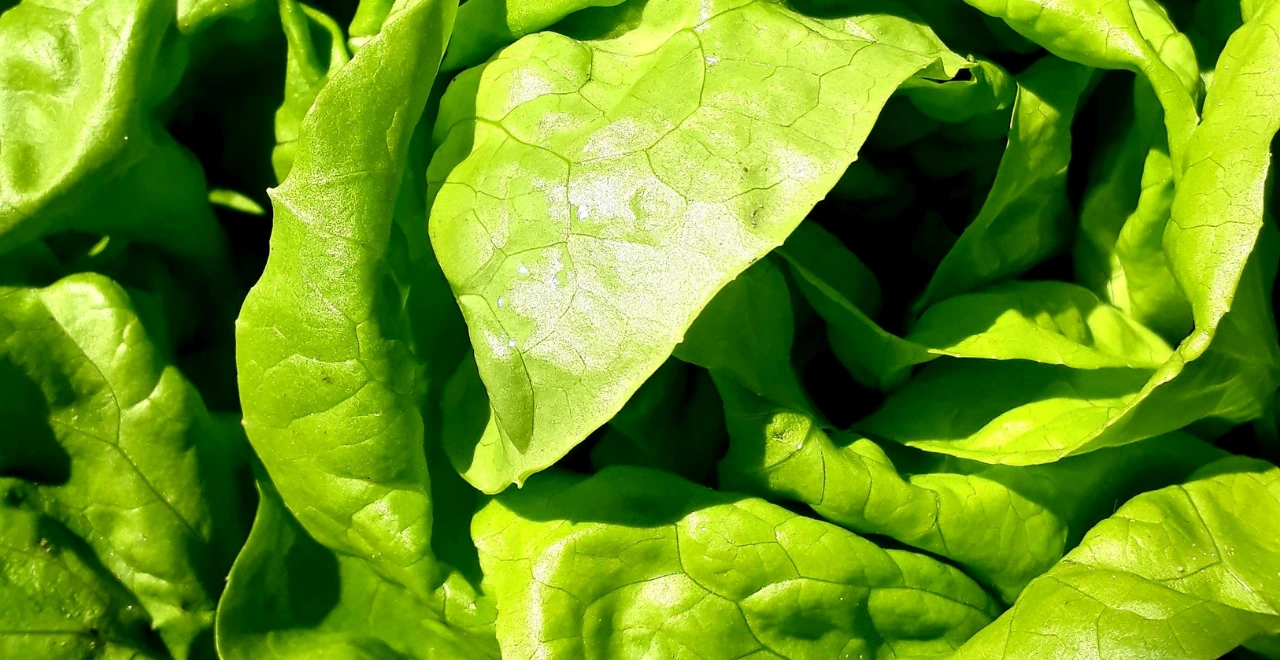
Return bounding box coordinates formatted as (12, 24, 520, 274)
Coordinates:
(234, 0, 456, 598)
(429, 0, 968, 492)
(0, 274, 245, 658)
(475, 466, 1000, 659)
(865, 0, 1280, 464)
(952, 457, 1280, 659)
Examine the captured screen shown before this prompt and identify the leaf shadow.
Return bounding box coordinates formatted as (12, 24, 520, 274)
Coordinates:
(0, 357, 70, 485)
(493, 465, 749, 528)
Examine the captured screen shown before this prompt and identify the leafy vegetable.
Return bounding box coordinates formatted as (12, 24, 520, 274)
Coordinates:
(718, 374, 1224, 603)
(952, 457, 1280, 659)
(864, 0, 1280, 465)
(215, 475, 496, 660)
(428, 1, 967, 493)
(917, 55, 1092, 309)
(474, 466, 1001, 658)
(234, 0, 456, 598)
(4, 0, 1280, 657)
(0, 274, 246, 658)
(0, 0, 235, 274)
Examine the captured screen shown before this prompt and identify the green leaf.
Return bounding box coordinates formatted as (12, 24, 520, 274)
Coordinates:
(216, 476, 497, 660)
(0, 500, 166, 659)
(429, 2, 966, 492)
(897, 0, 1038, 56)
(234, 0, 456, 598)
(859, 251, 1276, 463)
(777, 221, 882, 320)
(1073, 79, 1194, 341)
(787, 250, 927, 390)
(179, 0, 264, 32)
(347, 0, 393, 50)
(960, 0, 1200, 163)
(917, 55, 1092, 309)
(1179, 0, 1245, 68)
(717, 376, 1223, 603)
(441, 0, 628, 72)
(902, 57, 1016, 126)
(908, 281, 1174, 370)
(0, 0, 231, 273)
(952, 457, 1280, 659)
(866, 3, 1280, 464)
(826, 159, 912, 203)
(859, 360, 1152, 464)
(208, 189, 268, 216)
(675, 258, 812, 413)
(1073, 0, 1200, 340)
(688, 262, 1202, 601)
(0, 274, 245, 658)
(474, 466, 1000, 659)
(272, 0, 350, 181)
(688, 244, 1203, 602)
(589, 358, 727, 483)
(786, 229, 1170, 389)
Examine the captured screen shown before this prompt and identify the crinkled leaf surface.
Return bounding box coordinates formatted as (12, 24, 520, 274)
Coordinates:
(428, 0, 966, 492)
(474, 466, 1000, 659)
(717, 375, 1223, 603)
(952, 457, 1280, 659)
(215, 477, 497, 660)
(685, 255, 1210, 603)
(0, 274, 244, 658)
(0, 496, 167, 659)
(234, 0, 456, 597)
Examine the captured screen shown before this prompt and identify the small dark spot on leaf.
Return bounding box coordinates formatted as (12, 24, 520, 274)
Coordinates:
(3, 488, 23, 507)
